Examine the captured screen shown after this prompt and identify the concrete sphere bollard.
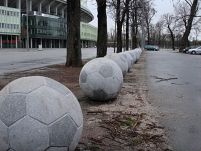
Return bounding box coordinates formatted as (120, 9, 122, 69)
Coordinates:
(132, 49, 140, 61)
(132, 48, 142, 61)
(79, 58, 123, 101)
(129, 51, 137, 64)
(127, 51, 137, 65)
(104, 53, 128, 77)
(123, 51, 135, 65)
(120, 52, 133, 71)
(0, 76, 83, 151)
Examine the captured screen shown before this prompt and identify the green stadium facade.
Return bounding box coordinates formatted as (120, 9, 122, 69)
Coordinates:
(0, 0, 97, 48)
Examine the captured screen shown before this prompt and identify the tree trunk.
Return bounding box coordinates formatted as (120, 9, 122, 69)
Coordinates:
(168, 25, 175, 50)
(131, 25, 135, 49)
(179, 0, 198, 52)
(96, 0, 107, 57)
(147, 26, 150, 45)
(117, 21, 123, 53)
(158, 32, 161, 47)
(66, 0, 82, 67)
(116, 0, 122, 53)
(116, 0, 129, 53)
(131, 22, 138, 49)
(126, 5, 129, 50)
(134, 6, 138, 49)
(114, 20, 116, 53)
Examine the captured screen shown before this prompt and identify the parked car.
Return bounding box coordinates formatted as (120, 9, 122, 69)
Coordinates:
(154, 45, 160, 51)
(188, 46, 201, 54)
(183, 47, 190, 53)
(145, 45, 159, 51)
(183, 45, 200, 53)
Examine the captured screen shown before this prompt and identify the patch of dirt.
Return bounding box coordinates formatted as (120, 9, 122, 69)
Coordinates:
(0, 52, 172, 151)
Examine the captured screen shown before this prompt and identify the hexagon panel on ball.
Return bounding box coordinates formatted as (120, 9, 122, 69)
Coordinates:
(79, 58, 123, 102)
(0, 76, 83, 151)
(104, 53, 128, 77)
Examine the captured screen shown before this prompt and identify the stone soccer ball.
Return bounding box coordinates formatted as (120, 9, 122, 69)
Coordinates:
(127, 51, 137, 64)
(104, 53, 128, 77)
(120, 52, 133, 71)
(79, 58, 123, 101)
(0, 76, 83, 151)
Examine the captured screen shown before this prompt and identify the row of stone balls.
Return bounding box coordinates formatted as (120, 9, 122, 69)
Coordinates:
(79, 48, 143, 102)
(0, 48, 142, 151)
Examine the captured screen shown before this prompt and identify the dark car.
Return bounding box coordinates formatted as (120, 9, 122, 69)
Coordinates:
(183, 45, 200, 53)
(145, 45, 159, 51)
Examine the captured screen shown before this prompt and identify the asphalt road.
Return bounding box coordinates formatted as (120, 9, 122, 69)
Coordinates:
(146, 49, 201, 151)
(0, 48, 114, 75)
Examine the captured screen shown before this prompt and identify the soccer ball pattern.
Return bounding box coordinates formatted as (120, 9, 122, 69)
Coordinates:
(132, 48, 142, 61)
(104, 53, 128, 77)
(120, 52, 133, 71)
(0, 76, 83, 151)
(127, 51, 137, 64)
(79, 58, 123, 101)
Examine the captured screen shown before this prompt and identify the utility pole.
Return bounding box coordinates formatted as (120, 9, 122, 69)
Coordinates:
(26, 0, 29, 51)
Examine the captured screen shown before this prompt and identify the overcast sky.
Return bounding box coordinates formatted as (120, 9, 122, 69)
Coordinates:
(87, 0, 174, 30)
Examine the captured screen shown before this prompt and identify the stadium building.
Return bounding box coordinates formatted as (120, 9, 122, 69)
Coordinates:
(0, 0, 97, 48)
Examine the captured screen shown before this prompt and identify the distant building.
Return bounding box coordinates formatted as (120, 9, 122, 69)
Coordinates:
(0, 0, 97, 48)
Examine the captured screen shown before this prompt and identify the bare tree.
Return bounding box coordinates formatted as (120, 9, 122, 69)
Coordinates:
(161, 14, 176, 50)
(125, 2, 129, 50)
(116, 0, 129, 52)
(174, 1, 192, 47)
(192, 24, 201, 44)
(179, 0, 199, 51)
(130, 0, 140, 49)
(21, 27, 27, 48)
(144, 0, 156, 45)
(66, 0, 83, 67)
(96, 0, 107, 57)
(175, 1, 190, 29)
(154, 21, 164, 47)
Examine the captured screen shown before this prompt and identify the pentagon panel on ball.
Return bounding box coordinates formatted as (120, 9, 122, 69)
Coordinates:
(79, 58, 123, 101)
(104, 53, 128, 77)
(0, 76, 83, 151)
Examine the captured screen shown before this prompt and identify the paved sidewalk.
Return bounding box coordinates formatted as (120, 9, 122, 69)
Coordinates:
(0, 48, 114, 75)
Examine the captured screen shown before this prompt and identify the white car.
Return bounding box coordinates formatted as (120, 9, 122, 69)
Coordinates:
(188, 46, 201, 54)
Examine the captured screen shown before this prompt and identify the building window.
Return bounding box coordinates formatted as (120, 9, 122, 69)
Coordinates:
(2, 23, 4, 28)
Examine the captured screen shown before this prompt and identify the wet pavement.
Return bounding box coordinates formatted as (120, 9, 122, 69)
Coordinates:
(146, 49, 201, 151)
